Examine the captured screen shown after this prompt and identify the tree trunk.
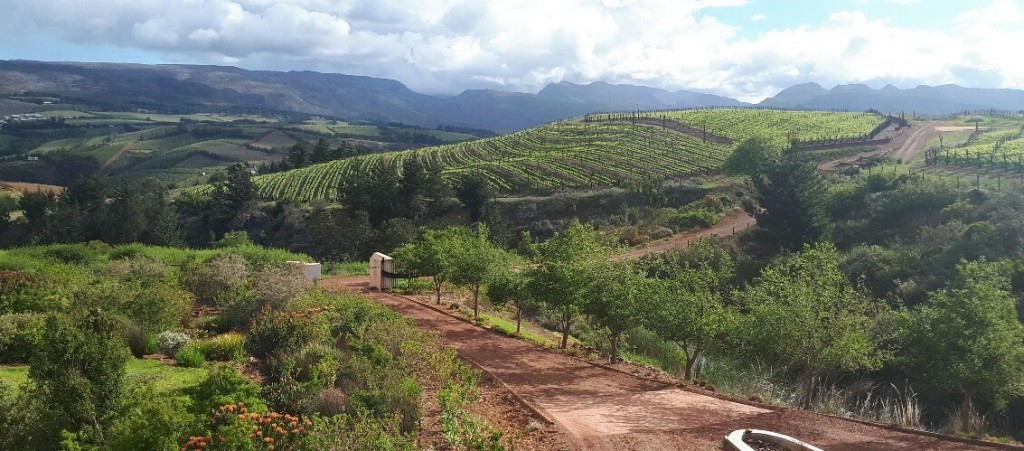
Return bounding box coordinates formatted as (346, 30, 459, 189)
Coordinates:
(682, 343, 703, 381)
(802, 373, 817, 410)
(960, 389, 975, 434)
(609, 331, 621, 364)
(473, 284, 479, 320)
(515, 302, 522, 334)
(434, 278, 442, 304)
(560, 315, 571, 349)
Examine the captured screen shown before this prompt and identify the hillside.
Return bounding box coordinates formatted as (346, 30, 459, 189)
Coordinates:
(254, 109, 887, 201)
(0, 60, 746, 133)
(761, 83, 1024, 114)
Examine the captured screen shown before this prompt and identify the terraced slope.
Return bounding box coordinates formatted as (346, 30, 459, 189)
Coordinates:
(255, 109, 887, 201)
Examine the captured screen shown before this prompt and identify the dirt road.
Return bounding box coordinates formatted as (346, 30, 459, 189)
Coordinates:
(324, 277, 1003, 451)
(614, 212, 756, 261)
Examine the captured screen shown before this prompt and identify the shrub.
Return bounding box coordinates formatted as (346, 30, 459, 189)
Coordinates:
(179, 253, 249, 305)
(246, 307, 324, 360)
(0, 313, 44, 364)
(121, 322, 156, 358)
(260, 378, 318, 414)
(106, 388, 196, 451)
(175, 342, 206, 368)
(671, 206, 720, 231)
(192, 315, 231, 335)
(294, 342, 342, 387)
(185, 365, 265, 416)
(312, 388, 348, 416)
(156, 331, 191, 357)
(251, 264, 311, 308)
(40, 244, 101, 266)
(104, 256, 171, 284)
(199, 333, 245, 363)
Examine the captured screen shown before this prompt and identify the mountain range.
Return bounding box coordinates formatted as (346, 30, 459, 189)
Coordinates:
(2, 60, 1023, 133)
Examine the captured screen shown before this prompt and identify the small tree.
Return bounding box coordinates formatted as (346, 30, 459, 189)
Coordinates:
(526, 223, 614, 349)
(585, 263, 650, 364)
(486, 270, 530, 334)
(454, 172, 492, 223)
(738, 243, 885, 408)
(896, 260, 1024, 433)
(393, 226, 465, 304)
(648, 240, 736, 380)
(448, 224, 509, 320)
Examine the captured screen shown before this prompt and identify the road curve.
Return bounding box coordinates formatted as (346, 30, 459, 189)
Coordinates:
(323, 277, 1004, 451)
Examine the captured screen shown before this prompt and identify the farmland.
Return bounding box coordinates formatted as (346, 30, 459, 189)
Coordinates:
(0, 108, 480, 186)
(255, 109, 888, 201)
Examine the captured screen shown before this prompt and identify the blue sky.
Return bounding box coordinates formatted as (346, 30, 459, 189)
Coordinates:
(0, 0, 1021, 102)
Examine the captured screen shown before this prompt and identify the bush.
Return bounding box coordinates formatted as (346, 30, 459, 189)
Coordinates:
(251, 264, 311, 308)
(175, 342, 205, 368)
(671, 206, 720, 231)
(104, 255, 171, 284)
(106, 388, 196, 451)
(294, 342, 342, 387)
(40, 244, 101, 266)
(185, 364, 266, 416)
(178, 253, 249, 305)
(246, 307, 324, 360)
(0, 313, 44, 364)
(199, 333, 245, 362)
(121, 322, 156, 358)
(156, 330, 190, 357)
(192, 315, 231, 335)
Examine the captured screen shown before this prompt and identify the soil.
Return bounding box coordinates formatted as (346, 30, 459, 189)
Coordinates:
(100, 141, 134, 171)
(0, 181, 63, 194)
(613, 211, 756, 261)
(323, 277, 1004, 451)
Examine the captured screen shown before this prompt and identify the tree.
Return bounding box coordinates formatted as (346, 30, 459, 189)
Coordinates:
(19, 190, 56, 232)
(338, 164, 400, 227)
(585, 263, 650, 363)
(526, 223, 614, 349)
(454, 172, 492, 223)
(738, 243, 885, 408)
(310, 138, 331, 164)
(486, 270, 530, 334)
(447, 224, 510, 320)
(286, 141, 310, 168)
(724, 136, 782, 177)
(752, 156, 830, 250)
(648, 240, 736, 380)
(896, 260, 1024, 433)
(393, 226, 464, 304)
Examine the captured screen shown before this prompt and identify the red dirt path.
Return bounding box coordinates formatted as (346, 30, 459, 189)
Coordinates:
(614, 211, 756, 261)
(323, 276, 1005, 451)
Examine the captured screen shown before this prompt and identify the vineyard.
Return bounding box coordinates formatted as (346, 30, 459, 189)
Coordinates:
(254, 109, 888, 201)
(925, 119, 1024, 170)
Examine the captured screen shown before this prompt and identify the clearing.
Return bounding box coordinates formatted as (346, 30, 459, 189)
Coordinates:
(323, 277, 1005, 451)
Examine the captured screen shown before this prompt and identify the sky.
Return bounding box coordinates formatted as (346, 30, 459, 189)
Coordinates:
(0, 0, 1021, 102)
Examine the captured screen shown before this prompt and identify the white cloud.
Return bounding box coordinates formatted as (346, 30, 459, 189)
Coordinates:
(0, 0, 1022, 102)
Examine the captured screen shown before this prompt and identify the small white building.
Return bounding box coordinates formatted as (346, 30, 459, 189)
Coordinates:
(286, 261, 322, 285)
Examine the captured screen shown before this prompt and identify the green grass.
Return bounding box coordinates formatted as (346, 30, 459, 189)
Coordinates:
(0, 366, 29, 390)
(479, 313, 554, 347)
(0, 359, 208, 395)
(325, 261, 369, 276)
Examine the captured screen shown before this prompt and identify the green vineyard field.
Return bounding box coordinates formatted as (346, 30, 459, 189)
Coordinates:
(254, 109, 887, 201)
